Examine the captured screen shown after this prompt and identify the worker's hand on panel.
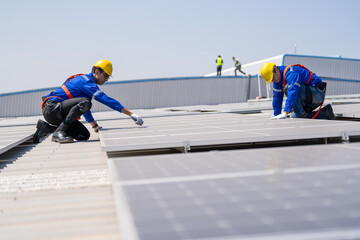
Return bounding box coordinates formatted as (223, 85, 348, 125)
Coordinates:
(271, 112, 289, 120)
(131, 113, 144, 126)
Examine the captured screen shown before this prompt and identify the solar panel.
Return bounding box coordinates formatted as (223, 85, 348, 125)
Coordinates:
(100, 113, 360, 152)
(110, 143, 360, 240)
(333, 103, 360, 118)
(0, 125, 34, 155)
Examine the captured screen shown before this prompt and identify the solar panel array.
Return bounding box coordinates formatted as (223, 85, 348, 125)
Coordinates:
(97, 103, 360, 240)
(100, 113, 360, 153)
(111, 143, 360, 240)
(333, 103, 360, 118)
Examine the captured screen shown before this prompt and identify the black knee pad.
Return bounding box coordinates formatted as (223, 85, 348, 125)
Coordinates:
(77, 100, 92, 114)
(76, 132, 90, 141)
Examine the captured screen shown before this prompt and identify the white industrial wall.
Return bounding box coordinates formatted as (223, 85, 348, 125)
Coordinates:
(91, 76, 250, 112)
(282, 55, 360, 80)
(0, 76, 251, 118)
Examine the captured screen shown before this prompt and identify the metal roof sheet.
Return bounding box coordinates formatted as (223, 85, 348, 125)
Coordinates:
(0, 128, 121, 239)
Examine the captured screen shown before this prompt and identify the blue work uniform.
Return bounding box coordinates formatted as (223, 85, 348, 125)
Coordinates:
(44, 73, 124, 123)
(272, 65, 322, 117)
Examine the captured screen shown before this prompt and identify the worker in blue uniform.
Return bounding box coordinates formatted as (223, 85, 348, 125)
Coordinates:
(33, 59, 144, 143)
(260, 62, 335, 120)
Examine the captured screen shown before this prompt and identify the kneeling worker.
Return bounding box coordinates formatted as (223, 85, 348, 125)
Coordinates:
(260, 63, 335, 120)
(33, 59, 143, 143)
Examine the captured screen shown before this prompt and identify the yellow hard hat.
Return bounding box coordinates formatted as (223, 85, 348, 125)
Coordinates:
(260, 62, 276, 84)
(93, 59, 113, 76)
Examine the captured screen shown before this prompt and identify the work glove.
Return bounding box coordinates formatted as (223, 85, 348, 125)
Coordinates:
(130, 113, 144, 126)
(271, 112, 289, 120)
(92, 123, 102, 132)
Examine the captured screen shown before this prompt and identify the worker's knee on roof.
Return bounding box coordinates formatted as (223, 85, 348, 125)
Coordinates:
(76, 131, 90, 141)
(321, 104, 335, 120)
(77, 99, 92, 114)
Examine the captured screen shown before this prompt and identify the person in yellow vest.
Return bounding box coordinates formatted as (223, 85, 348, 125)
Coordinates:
(216, 55, 223, 76)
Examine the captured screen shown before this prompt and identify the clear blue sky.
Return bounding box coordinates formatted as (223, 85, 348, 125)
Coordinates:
(1, 0, 359, 93)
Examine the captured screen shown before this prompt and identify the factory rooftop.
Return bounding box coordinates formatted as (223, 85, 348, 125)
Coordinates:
(1, 95, 360, 240)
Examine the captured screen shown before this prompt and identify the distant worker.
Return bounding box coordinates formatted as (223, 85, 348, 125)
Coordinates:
(260, 63, 335, 120)
(216, 55, 223, 76)
(33, 59, 144, 144)
(232, 57, 246, 76)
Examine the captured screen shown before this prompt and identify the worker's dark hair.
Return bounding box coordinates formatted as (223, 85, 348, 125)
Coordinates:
(92, 66, 104, 74)
(218, 55, 221, 58)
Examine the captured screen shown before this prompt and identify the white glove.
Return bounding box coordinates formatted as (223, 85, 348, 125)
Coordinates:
(93, 124, 102, 132)
(131, 113, 144, 126)
(271, 112, 289, 120)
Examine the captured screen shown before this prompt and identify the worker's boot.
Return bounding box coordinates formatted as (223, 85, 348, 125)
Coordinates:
(33, 119, 57, 143)
(321, 104, 335, 120)
(52, 131, 74, 143)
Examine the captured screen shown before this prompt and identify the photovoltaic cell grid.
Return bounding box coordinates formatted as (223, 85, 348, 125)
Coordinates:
(111, 143, 360, 240)
(100, 112, 360, 152)
(111, 143, 360, 181)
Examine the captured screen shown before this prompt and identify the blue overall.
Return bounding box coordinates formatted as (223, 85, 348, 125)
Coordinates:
(272, 65, 325, 119)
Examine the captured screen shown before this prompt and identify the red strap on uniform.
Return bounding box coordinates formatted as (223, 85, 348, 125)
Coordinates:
(63, 74, 84, 85)
(61, 85, 74, 99)
(311, 100, 324, 119)
(62, 74, 84, 99)
(62, 74, 84, 120)
(282, 64, 313, 86)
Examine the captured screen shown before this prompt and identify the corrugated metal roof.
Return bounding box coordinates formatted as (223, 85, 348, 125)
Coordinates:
(0, 123, 121, 240)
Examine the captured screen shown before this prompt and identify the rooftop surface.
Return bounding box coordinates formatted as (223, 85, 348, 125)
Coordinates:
(1, 98, 360, 240)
